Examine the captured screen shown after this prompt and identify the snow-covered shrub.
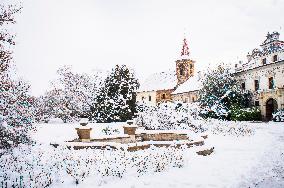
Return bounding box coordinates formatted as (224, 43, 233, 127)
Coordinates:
(101, 126, 120, 135)
(230, 106, 262, 121)
(197, 119, 255, 136)
(135, 101, 201, 130)
(0, 144, 187, 187)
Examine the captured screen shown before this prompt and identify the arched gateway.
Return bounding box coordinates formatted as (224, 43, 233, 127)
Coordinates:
(266, 98, 278, 120)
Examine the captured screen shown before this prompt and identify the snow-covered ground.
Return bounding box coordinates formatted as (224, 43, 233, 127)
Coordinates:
(33, 122, 126, 144)
(73, 121, 284, 188)
(1, 121, 284, 188)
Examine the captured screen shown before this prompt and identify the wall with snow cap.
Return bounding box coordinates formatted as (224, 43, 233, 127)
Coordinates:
(137, 91, 157, 105)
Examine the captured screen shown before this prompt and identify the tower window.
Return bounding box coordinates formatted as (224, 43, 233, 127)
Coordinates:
(148, 95, 151, 101)
(273, 55, 278, 62)
(190, 64, 193, 69)
(262, 58, 266, 65)
(179, 66, 184, 76)
(254, 80, 259, 91)
(268, 77, 274, 89)
(162, 93, 166, 99)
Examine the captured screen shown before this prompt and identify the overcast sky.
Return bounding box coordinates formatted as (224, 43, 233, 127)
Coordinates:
(13, 0, 284, 96)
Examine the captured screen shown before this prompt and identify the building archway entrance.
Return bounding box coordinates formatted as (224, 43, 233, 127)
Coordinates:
(266, 98, 278, 120)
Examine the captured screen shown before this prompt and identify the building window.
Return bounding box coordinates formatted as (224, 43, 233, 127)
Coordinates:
(268, 77, 274, 89)
(273, 55, 278, 62)
(148, 95, 151, 101)
(255, 101, 260, 106)
(162, 93, 166, 99)
(254, 80, 259, 91)
(142, 96, 145, 100)
(190, 64, 193, 69)
(241, 82, 246, 90)
(262, 58, 266, 65)
(192, 97, 195, 102)
(185, 98, 188, 103)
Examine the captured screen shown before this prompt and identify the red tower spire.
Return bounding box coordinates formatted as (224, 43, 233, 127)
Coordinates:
(181, 38, 190, 57)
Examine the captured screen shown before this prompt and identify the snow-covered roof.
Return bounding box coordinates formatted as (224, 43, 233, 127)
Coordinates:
(138, 70, 177, 92)
(172, 75, 201, 94)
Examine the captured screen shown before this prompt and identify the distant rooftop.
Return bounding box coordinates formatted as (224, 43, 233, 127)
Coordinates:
(137, 70, 177, 92)
(172, 75, 201, 94)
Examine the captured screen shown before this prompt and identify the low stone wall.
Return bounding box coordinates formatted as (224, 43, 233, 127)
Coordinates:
(91, 136, 133, 144)
(127, 140, 204, 152)
(139, 133, 188, 141)
(54, 140, 205, 151)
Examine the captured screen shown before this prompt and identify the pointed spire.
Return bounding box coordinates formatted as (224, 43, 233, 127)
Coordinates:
(181, 38, 190, 57)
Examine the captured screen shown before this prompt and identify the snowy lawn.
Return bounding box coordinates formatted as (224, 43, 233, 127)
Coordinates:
(77, 122, 284, 188)
(1, 121, 284, 188)
(33, 122, 126, 144)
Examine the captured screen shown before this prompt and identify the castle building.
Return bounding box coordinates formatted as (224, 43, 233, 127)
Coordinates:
(136, 38, 200, 105)
(235, 31, 284, 120)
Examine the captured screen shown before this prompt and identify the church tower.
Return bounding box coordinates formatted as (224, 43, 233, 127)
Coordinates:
(176, 38, 195, 85)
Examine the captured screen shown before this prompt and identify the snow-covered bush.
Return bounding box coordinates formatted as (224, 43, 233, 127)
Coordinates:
(230, 106, 262, 121)
(192, 119, 255, 136)
(101, 126, 120, 135)
(0, 144, 187, 187)
(36, 67, 105, 123)
(210, 120, 255, 136)
(135, 101, 202, 130)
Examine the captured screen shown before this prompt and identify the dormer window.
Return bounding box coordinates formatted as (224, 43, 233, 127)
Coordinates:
(273, 55, 278, 62)
(262, 58, 266, 65)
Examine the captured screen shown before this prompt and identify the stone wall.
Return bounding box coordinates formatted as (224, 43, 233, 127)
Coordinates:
(235, 60, 284, 119)
(136, 91, 157, 105)
(91, 136, 133, 144)
(156, 89, 174, 103)
(140, 133, 188, 141)
(172, 91, 199, 103)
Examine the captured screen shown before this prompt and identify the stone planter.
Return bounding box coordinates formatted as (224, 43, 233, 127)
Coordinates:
(76, 127, 92, 142)
(123, 122, 138, 143)
(123, 125, 137, 135)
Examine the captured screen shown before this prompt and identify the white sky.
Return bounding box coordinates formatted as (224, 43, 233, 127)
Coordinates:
(13, 0, 284, 96)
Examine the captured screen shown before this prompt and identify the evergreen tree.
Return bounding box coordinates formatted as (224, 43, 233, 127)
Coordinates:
(0, 3, 35, 149)
(199, 64, 252, 119)
(95, 65, 139, 122)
